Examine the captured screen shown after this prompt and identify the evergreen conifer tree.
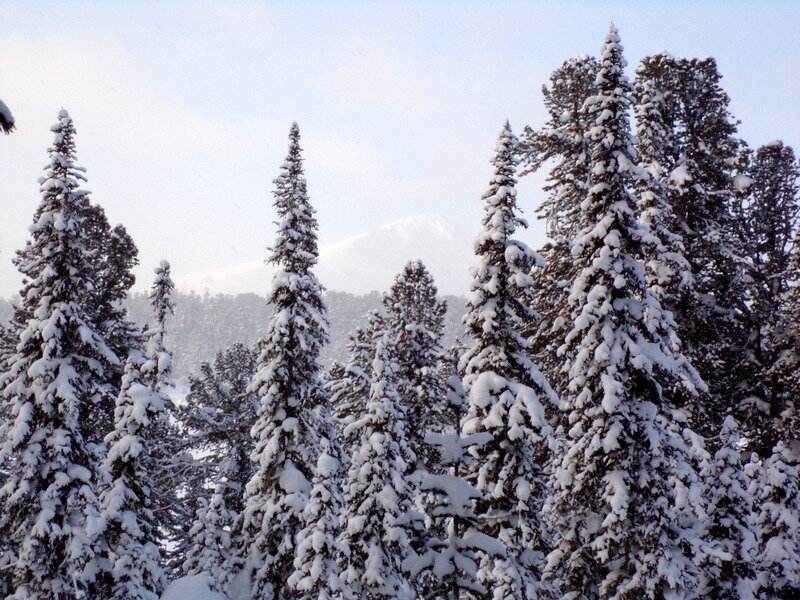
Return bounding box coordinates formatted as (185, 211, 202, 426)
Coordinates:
(546, 28, 706, 600)
(736, 142, 800, 454)
(181, 342, 259, 519)
(100, 358, 165, 600)
(697, 417, 756, 600)
(83, 211, 141, 364)
(404, 375, 501, 600)
(328, 319, 376, 455)
(10, 190, 141, 447)
(339, 329, 416, 600)
(183, 479, 234, 593)
(0, 110, 113, 600)
(764, 228, 800, 448)
(520, 56, 598, 396)
(635, 52, 748, 434)
(460, 121, 558, 600)
(383, 261, 448, 464)
(138, 261, 186, 564)
(142, 261, 175, 391)
(749, 442, 800, 599)
(287, 435, 343, 600)
(633, 77, 693, 317)
(236, 123, 331, 600)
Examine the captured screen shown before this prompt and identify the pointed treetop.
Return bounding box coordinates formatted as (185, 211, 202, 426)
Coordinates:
(286, 122, 301, 154)
(597, 24, 627, 81)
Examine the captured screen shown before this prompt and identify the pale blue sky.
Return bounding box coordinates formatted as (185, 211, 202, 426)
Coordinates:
(1, 1, 798, 296)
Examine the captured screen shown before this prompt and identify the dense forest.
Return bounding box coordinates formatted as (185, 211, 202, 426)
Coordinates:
(1, 25, 799, 600)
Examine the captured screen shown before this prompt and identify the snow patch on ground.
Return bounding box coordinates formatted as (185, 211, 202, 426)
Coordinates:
(161, 575, 225, 600)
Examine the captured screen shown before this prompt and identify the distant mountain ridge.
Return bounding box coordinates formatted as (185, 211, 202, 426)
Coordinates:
(175, 214, 477, 297)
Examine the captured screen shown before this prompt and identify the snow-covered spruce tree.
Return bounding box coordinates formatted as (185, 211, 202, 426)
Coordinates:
(339, 329, 416, 600)
(764, 228, 800, 449)
(0, 321, 14, 368)
(749, 442, 800, 599)
(459, 121, 559, 600)
(82, 208, 142, 363)
(633, 77, 693, 318)
(10, 166, 140, 447)
(325, 360, 346, 392)
(736, 142, 799, 339)
(635, 53, 748, 435)
(546, 28, 706, 600)
(697, 416, 755, 599)
(287, 434, 343, 600)
(0, 110, 114, 600)
(236, 122, 331, 600)
(383, 260, 448, 465)
(138, 261, 187, 565)
(100, 358, 165, 600)
(736, 142, 800, 455)
(328, 317, 378, 456)
(183, 478, 234, 593)
(519, 55, 598, 397)
(404, 375, 502, 600)
(181, 342, 259, 517)
(142, 260, 175, 391)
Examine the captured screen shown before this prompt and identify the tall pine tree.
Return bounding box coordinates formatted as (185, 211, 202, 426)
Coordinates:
(0, 110, 114, 600)
(383, 260, 447, 466)
(735, 142, 800, 454)
(99, 358, 165, 600)
(235, 123, 331, 600)
(141, 260, 175, 392)
(139, 261, 186, 566)
(546, 28, 706, 600)
(520, 56, 598, 397)
(634, 52, 748, 435)
(633, 77, 693, 318)
(339, 328, 416, 600)
(460, 121, 558, 600)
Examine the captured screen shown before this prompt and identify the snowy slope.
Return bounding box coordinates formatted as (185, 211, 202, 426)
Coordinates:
(175, 214, 474, 296)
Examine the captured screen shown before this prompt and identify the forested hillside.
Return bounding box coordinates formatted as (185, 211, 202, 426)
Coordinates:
(124, 291, 467, 378)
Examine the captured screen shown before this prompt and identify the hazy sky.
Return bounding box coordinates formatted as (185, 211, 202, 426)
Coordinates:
(1, 1, 798, 297)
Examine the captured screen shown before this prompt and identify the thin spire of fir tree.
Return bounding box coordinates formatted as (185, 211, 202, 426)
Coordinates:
(142, 260, 175, 392)
(460, 121, 558, 600)
(235, 123, 333, 600)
